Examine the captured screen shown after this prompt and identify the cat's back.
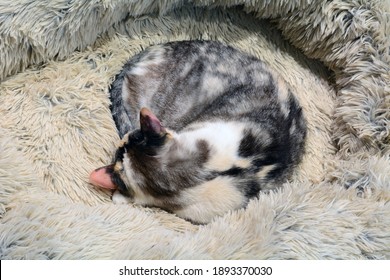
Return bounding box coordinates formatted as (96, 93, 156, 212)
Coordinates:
(111, 40, 284, 132)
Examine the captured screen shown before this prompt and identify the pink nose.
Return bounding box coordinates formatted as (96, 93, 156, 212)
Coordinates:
(89, 166, 117, 190)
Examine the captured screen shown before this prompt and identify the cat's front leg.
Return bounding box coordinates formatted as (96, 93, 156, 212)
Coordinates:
(112, 190, 132, 204)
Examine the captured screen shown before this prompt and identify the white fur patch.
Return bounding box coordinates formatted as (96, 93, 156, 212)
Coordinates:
(235, 158, 252, 169)
(118, 133, 130, 147)
(112, 190, 132, 204)
(129, 45, 165, 76)
(201, 75, 225, 98)
(175, 176, 246, 223)
(266, 68, 291, 117)
(275, 76, 291, 117)
(180, 121, 246, 171)
(121, 76, 132, 113)
(289, 121, 296, 134)
(256, 164, 277, 179)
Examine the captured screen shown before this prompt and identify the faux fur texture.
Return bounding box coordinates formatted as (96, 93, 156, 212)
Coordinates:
(0, 0, 389, 259)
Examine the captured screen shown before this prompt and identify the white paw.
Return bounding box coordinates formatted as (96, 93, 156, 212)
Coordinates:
(112, 190, 132, 205)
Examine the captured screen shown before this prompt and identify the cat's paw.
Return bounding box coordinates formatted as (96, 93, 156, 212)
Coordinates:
(112, 190, 132, 205)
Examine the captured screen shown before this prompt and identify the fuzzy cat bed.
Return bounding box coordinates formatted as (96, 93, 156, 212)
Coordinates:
(0, 0, 389, 259)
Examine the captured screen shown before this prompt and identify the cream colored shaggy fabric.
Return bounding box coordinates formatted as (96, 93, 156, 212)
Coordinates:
(0, 0, 389, 259)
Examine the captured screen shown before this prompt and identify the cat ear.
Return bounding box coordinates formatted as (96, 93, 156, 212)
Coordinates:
(140, 108, 166, 137)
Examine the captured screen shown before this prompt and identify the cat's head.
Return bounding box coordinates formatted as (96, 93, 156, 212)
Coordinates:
(89, 108, 211, 206)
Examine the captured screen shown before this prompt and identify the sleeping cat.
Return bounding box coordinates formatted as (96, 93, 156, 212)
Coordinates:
(89, 40, 306, 224)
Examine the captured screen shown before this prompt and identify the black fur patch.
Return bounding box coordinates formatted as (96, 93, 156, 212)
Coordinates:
(238, 130, 258, 158)
(243, 180, 261, 199)
(114, 146, 125, 162)
(219, 166, 245, 177)
(105, 164, 133, 197)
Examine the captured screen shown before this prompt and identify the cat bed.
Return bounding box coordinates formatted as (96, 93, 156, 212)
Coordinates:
(0, 0, 389, 259)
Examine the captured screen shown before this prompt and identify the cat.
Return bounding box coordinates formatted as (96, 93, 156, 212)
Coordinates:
(89, 40, 306, 224)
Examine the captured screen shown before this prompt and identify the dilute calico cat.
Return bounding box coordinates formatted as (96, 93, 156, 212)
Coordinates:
(89, 40, 306, 224)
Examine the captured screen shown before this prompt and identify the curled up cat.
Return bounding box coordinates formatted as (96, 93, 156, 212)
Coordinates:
(89, 40, 307, 224)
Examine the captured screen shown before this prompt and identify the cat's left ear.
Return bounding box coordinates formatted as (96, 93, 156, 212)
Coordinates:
(140, 108, 166, 137)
